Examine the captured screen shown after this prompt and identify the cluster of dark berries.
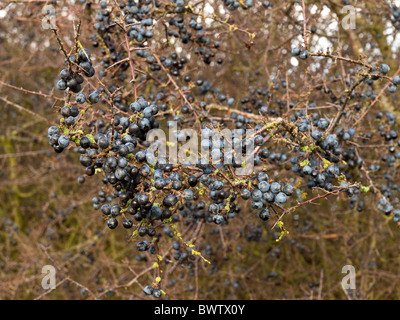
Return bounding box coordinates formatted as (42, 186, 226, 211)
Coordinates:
(56, 48, 94, 92)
